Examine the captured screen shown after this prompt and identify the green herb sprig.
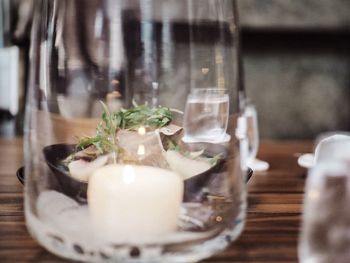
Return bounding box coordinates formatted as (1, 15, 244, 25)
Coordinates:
(77, 102, 173, 154)
(116, 103, 173, 130)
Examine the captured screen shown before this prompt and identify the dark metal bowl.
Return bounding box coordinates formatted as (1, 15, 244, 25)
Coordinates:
(17, 144, 253, 202)
(43, 144, 88, 202)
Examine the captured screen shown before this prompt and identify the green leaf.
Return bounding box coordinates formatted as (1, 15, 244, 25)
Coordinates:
(74, 102, 174, 162)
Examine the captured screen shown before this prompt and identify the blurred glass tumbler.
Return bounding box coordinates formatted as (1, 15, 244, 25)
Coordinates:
(183, 89, 230, 143)
(299, 137, 350, 263)
(314, 132, 350, 164)
(25, 1, 246, 262)
(244, 103, 259, 165)
(235, 102, 261, 171)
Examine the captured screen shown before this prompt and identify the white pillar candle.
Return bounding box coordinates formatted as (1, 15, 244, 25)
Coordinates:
(88, 164, 183, 243)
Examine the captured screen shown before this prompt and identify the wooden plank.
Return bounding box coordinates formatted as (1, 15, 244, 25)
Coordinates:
(0, 173, 23, 193)
(0, 249, 67, 263)
(0, 138, 309, 262)
(248, 176, 306, 194)
(0, 193, 24, 216)
(0, 138, 23, 176)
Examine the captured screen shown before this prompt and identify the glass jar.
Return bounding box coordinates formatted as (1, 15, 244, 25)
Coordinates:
(25, 0, 246, 262)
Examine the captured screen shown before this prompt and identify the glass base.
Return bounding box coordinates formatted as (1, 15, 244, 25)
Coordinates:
(25, 197, 246, 263)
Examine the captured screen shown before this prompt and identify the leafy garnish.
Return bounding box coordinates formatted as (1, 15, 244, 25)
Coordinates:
(76, 102, 174, 157)
(117, 104, 173, 130)
(167, 140, 180, 152)
(62, 154, 74, 165)
(77, 135, 118, 155)
(209, 154, 223, 166)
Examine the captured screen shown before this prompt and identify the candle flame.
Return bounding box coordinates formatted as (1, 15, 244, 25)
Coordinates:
(137, 144, 145, 156)
(308, 189, 320, 200)
(216, 216, 223, 222)
(201, 68, 209, 75)
(137, 127, 146, 159)
(123, 165, 136, 184)
(138, 126, 146, 135)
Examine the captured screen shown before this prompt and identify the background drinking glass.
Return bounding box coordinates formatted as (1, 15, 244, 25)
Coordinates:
(299, 132, 350, 263)
(314, 132, 350, 164)
(244, 102, 259, 166)
(299, 162, 350, 263)
(183, 88, 230, 143)
(236, 101, 268, 171)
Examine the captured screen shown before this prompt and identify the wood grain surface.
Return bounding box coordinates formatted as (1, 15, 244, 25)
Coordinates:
(0, 137, 312, 262)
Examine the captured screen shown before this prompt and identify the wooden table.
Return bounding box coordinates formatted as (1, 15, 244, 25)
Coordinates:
(0, 137, 312, 262)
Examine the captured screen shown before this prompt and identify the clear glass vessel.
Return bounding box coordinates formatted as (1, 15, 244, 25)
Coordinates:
(299, 132, 350, 263)
(25, 0, 245, 262)
(244, 102, 259, 165)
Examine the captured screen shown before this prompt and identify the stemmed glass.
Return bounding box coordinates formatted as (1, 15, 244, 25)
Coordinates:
(236, 100, 268, 171)
(244, 102, 259, 166)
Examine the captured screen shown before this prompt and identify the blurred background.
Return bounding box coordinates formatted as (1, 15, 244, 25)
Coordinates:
(0, 0, 350, 139)
(240, 0, 350, 139)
